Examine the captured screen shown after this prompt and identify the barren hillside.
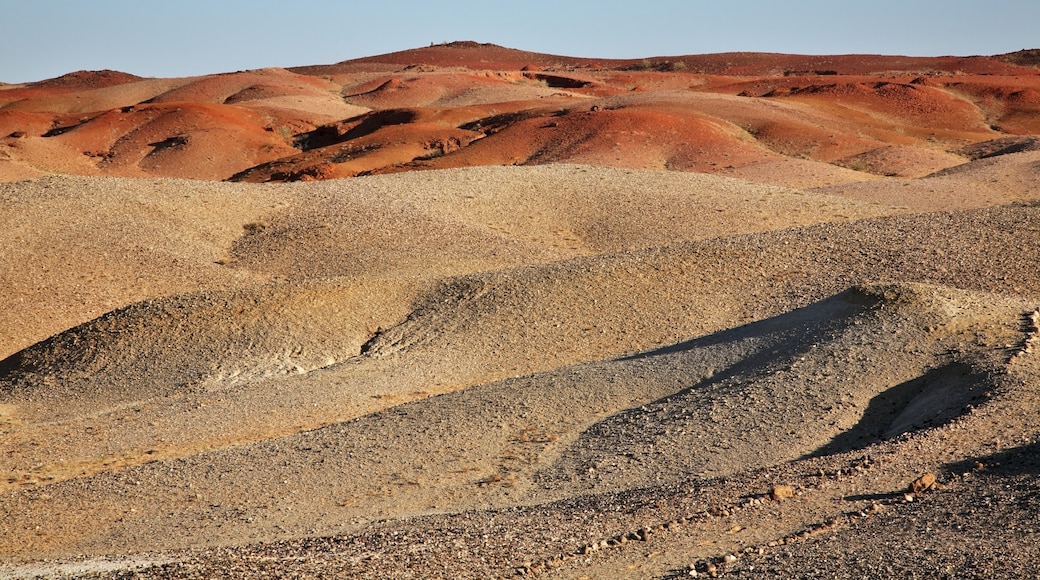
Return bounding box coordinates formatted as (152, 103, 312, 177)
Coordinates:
(2, 44, 1040, 579)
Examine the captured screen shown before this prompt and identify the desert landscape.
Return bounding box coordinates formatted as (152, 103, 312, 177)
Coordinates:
(2, 41, 1040, 578)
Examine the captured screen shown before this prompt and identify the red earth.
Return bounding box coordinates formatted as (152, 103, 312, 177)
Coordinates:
(2, 41, 1039, 183)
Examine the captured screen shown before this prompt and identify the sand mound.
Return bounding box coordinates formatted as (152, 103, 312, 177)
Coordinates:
(832, 144, 967, 177)
(27, 70, 144, 91)
(0, 77, 186, 116)
(1, 191, 1040, 574)
(775, 81, 990, 136)
(0, 166, 895, 362)
(0, 278, 417, 414)
(0, 175, 291, 360)
(943, 80, 1040, 134)
(342, 71, 575, 110)
(957, 135, 1040, 159)
(812, 149, 1040, 210)
(0, 280, 1033, 561)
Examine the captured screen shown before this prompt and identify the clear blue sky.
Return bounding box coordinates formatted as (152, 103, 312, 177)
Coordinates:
(3, 0, 1038, 83)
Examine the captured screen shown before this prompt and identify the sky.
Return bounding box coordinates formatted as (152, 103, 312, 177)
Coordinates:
(3, 0, 1039, 83)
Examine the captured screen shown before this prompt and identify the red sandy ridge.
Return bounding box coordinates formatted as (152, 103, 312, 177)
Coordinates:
(2, 41, 1039, 184)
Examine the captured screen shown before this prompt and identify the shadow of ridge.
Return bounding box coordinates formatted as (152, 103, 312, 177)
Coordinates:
(296, 109, 418, 151)
(801, 362, 991, 460)
(0, 350, 27, 396)
(538, 288, 880, 469)
(843, 491, 906, 502)
(946, 440, 1040, 477)
(620, 286, 878, 362)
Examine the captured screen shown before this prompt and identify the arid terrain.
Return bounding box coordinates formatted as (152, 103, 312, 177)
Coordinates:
(2, 42, 1040, 578)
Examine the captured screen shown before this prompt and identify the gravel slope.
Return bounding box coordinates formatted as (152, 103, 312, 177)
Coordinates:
(1, 162, 1039, 578)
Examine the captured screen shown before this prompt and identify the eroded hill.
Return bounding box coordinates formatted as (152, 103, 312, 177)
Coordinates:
(3, 42, 1040, 187)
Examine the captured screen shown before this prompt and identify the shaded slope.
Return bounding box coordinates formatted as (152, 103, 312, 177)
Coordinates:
(536, 284, 1014, 496)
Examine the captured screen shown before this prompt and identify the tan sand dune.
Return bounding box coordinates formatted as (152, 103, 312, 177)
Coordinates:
(0, 175, 283, 360)
(0, 279, 1035, 565)
(0, 166, 896, 360)
(813, 149, 1040, 210)
(3, 199, 1040, 563)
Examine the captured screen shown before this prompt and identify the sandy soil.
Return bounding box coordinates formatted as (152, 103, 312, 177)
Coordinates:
(2, 44, 1040, 579)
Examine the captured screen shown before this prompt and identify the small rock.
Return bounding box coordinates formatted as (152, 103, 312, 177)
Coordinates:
(771, 485, 795, 501)
(909, 472, 937, 493)
(723, 553, 738, 563)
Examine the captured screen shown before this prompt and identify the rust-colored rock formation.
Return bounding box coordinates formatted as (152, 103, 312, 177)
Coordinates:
(2, 41, 1039, 184)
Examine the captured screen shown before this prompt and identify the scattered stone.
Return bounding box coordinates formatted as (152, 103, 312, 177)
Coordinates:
(771, 485, 795, 501)
(909, 472, 937, 493)
(723, 553, 738, 563)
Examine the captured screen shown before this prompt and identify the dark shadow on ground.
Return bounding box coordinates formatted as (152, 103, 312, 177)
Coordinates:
(802, 362, 990, 459)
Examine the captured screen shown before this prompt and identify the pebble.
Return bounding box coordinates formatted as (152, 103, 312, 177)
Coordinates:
(909, 472, 936, 493)
(771, 485, 795, 501)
